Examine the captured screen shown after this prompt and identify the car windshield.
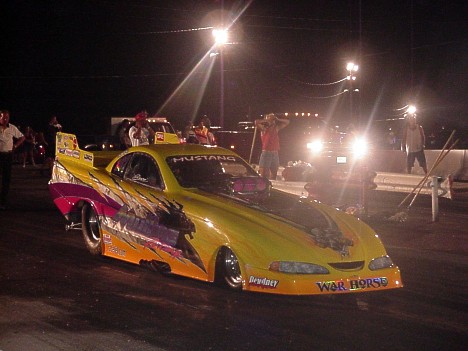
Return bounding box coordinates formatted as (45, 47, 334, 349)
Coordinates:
(149, 122, 176, 134)
(167, 155, 258, 188)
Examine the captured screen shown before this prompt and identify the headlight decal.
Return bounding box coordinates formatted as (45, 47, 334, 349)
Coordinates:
(269, 261, 329, 274)
(368, 255, 394, 270)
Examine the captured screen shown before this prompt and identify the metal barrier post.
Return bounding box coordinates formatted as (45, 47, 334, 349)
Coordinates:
(431, 176, 442, 222)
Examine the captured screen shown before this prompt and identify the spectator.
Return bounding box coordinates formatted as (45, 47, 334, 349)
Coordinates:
(0, 110, 25, 209)
(203, 116, 216, 145)
(402, 114, 428, 174)
(183, 120, 199, 144)
(22, 126, 36, 167)
(116, 119, 132, 149)
(255, 113, 290, 180)
(193, 115, 216, 145)
(43, 115, 62, 176)
(194, 116, 210, 145)
(129, 111, 155, 146)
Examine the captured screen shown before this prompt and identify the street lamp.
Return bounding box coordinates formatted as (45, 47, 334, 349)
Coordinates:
(346, 62, 359, 80)
(406, 105, 417, 115)
(213, 29, 228, 45)
(213, 28, 228, 128)
(346, 62, 359, 126)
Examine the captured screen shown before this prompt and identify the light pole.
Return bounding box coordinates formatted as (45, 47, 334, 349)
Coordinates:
(345, 63, 366, 213)
(213, 29, 228, 128)
(346, 62, 359, 127)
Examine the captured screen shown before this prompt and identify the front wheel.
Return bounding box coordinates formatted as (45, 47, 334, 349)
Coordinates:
(81, 203, 102, 255)
(216, 247, 243, 290)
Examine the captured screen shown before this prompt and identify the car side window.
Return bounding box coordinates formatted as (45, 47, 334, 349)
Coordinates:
(124, 153, 162, 188)
(111, 154, 132, 178)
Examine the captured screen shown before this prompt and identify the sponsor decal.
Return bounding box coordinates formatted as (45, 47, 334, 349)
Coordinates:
(349, 277, 388, 290)
(143, 240, 184, 259)
(61, 149, 79, 159)
(103, 234, 112, 244)
(156, 132, 164, 141)
(170, 155, 237, 163)
(57, 134, 77, 150)
(315, 277, 388, 292)
(249, 276, 279, 289)
(107, 245, 126, 257)
(83, 153, 93, 162)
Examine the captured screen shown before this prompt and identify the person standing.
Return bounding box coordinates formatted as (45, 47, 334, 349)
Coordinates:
(0, 110, 25, 209)
(255, 113, 290, 180)
(43, 115, 62, 176)
(402, 114, 428, 174)
(194, 116, 210, 145)
(194, 115, 216, 145)
(116, 119, 132, 149)
(183, 120, 199, 144)
(129, 111, 155, 146)
(22, 126, 36, 167)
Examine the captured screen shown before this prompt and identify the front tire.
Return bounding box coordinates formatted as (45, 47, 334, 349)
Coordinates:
(81, 203, 102, 255)
(216, 247, 243, 290)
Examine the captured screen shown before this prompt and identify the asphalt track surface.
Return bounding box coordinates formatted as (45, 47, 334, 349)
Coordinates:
(1, 165, 467, 351)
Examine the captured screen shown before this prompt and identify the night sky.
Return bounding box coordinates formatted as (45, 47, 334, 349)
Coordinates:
(1, 0, 466, 135)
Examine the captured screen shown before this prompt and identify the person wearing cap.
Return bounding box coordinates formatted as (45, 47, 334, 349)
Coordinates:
(129, 111, 155, 146)
(0, 110, 25, 209)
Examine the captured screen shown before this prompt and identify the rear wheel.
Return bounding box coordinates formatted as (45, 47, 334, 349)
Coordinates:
(81, 203, 102, 255)
(216, 247, 243, 290)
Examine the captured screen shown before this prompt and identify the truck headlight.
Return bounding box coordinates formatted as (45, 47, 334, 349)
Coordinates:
(352, 138, 368, 158)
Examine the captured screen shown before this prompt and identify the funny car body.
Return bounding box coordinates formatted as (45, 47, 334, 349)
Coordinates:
(49, 132, 403, 295)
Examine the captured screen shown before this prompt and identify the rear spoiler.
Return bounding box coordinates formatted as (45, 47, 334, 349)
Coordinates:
(56, 132, 120, 168)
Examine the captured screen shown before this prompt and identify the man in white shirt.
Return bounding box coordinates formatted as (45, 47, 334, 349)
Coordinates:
(402, 114, 428, 174)
(129, 111, 155, 147)
(0, 110, 25, 209)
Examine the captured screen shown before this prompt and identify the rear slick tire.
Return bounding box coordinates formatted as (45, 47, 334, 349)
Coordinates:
(81, 203, 102, 256)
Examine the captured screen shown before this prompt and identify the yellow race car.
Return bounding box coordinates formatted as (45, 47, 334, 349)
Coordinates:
(49, 132, 402, 295)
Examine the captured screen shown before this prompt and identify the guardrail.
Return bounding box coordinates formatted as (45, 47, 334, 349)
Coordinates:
(368, 149, 468, 181)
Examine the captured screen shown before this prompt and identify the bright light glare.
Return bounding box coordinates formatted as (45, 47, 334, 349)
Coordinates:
(307, 140, 323, 154)
(407, 105, 417, 114)
(346, 62, 359, 72)
(352, 138, 368, 159)
(213, 29, 228, 45)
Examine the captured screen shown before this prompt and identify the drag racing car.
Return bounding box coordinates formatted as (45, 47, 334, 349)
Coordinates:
(49, 132, 403, 295)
